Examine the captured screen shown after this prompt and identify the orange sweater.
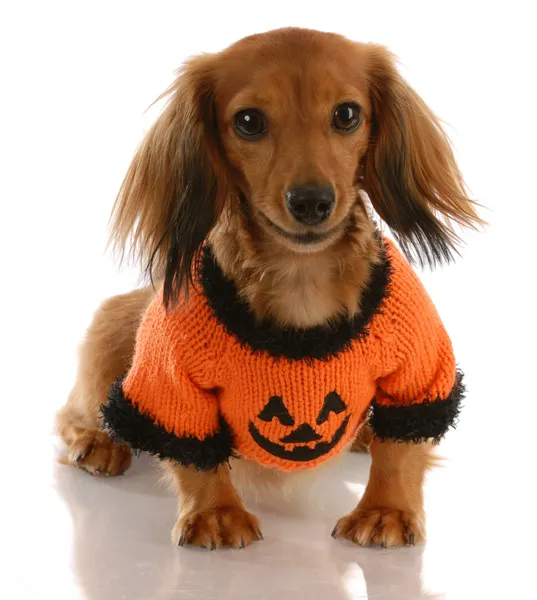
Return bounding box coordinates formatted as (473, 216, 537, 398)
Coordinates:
(102, 238, 463, 471)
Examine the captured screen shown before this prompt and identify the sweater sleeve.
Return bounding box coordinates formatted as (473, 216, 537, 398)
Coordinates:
(369, 244, 465, 443)
(100, 292, 233, 470)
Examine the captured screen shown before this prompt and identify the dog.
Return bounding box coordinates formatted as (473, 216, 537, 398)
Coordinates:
(56, 27, 481, 550)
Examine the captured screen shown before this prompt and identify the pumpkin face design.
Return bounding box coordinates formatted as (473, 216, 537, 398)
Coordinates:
(248, 391, 350, 462)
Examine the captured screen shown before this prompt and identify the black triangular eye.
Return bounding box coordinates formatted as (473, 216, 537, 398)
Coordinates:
(257, 396, 295, 426)
(316, 391, 346, 425)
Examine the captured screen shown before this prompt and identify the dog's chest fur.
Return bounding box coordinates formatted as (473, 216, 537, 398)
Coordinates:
(211, 212, 379, 329)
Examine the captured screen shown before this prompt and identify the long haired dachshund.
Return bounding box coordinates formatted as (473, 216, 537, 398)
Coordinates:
(57, 28, 481, 549)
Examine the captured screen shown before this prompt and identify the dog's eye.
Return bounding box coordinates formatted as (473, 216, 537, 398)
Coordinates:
(332, 103, 362, 133)
(234, 109, 267, 140)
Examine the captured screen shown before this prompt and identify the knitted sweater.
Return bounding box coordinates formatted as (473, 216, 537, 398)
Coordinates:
(102, 237, 463, 472)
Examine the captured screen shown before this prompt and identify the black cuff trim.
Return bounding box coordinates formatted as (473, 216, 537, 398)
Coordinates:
(100, 377, 234, 471)
(370, 370, 465, 443)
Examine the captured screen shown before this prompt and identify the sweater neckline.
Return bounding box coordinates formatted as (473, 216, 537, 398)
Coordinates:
(198, 238, 392, 361)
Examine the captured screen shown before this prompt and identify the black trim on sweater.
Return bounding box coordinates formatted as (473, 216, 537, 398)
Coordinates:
(100, 377, 234, 471)
(198, 238, 392, 361)
(370, 370, 465, 443)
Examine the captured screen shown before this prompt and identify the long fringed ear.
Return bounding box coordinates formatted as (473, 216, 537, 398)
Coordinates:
(362, 45, 484, 267)
(109, 55, 231, 307)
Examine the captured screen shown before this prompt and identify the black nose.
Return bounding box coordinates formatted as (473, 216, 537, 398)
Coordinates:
(285, 185, 335, 225)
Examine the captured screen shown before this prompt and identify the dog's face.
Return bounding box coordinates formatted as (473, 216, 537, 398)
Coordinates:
(110, 28, 481, 306)
(216, 35, 372, 252)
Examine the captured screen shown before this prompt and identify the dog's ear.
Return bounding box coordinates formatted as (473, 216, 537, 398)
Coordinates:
(361, 45, 483, 267)
(109, 54, 231, 307)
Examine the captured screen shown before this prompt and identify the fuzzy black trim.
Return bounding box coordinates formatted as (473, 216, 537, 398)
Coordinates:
(100, 377, 234, 471)
(370, 370, 465, 443)
(199, 239, 392, 361)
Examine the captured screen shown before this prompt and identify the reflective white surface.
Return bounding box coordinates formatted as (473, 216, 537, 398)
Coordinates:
(3, 412, 535, 600)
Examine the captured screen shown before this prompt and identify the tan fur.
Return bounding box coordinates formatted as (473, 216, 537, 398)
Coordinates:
(350, 422, 375, 453)
(57, 28, 481, 549)
(108, 54, 232, 282)
(363, 45, 483, 239)
(333, 439, 435, 546)
(168, 462, 262, 549)
(210, 196, 379, 327)
(57, 287, 154, 474)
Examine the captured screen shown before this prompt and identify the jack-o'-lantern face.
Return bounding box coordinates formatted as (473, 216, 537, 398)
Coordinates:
(248, 391, 350, 462)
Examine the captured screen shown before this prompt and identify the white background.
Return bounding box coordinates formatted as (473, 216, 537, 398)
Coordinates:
(1, 2, 536, 599)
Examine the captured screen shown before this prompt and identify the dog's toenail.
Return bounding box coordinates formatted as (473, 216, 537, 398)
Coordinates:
(381, 540, 387, 549)
(331, 526, 338, 539)
(257, 529, 264, 541)
(408, 533, 415, 546)
(210, 540, 216, 551)
(95, 468, 101, 474)
(178, 534, 185, 547)
(239, 537, 245, 549)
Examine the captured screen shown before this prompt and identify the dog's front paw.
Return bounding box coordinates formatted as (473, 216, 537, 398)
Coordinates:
(332, 507, 424, 548)
(172, 506, 263, 550)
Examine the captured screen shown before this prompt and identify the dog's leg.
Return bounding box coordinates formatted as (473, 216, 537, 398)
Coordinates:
(56, 287, 154, 476)
(333, 439, 433, 547)
(169, 462, 262, 549)
(350, 422, 374, 453)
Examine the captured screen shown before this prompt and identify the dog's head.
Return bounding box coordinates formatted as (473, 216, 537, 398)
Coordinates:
(110, 28, 481, 306)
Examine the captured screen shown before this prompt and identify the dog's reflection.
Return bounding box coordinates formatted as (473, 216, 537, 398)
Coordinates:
(54, 452, 442, 600)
